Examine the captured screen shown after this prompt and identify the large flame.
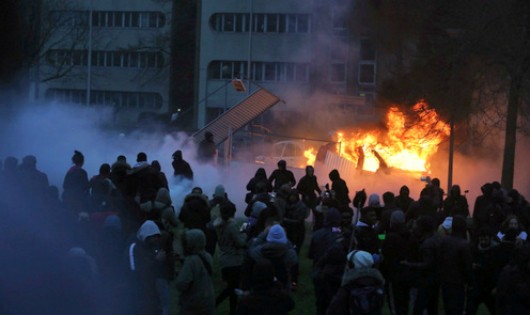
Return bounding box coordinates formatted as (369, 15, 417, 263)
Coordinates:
(304, 101, 450, 173)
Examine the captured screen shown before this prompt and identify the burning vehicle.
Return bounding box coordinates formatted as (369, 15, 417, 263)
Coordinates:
(257, 101, 450, 179)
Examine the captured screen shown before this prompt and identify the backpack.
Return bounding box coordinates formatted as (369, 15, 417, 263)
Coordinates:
(348, 285, 384, 315)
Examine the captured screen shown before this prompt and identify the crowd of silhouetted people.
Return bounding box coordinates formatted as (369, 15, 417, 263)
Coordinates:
(0, 151, 529, 315)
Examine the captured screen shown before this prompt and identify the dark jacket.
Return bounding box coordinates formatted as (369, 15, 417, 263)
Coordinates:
(326, 267, 385, 315)
(381, 223, 417, 284)
(496, 263, 530, 315)
(179, 192, 211, 233)
(296, 174, 322, 207)
(439, 234, 472, 285)
(175, 229, 215, 315)
(268, 169, 296, 192)
(235, 287, 295, 315)
(329, 170, 350, 207)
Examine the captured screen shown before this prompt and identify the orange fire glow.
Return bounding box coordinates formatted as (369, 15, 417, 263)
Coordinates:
(303, 101, 450, 173)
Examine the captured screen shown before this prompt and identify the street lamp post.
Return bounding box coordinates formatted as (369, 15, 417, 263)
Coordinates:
(86, 0, 93, 106)
(446, 28, 461, 192)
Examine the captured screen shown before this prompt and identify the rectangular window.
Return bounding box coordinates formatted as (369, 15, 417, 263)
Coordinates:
(131, 12, 139, 27)
(264, 63, 277, 81)
(287, 15, 297, 32)
(221, 62, 233, 79)
(359, 63, 375, 84)
(253, 62, 263, 81)
(284, 64, 295, 81)
(254, 14, 265, 32)
(331, 63, 346, 82)
(139, 13, 149, 28)
(266, 14, 278, 32)
(147, 52, 156, 68)
(113, 52, 122, 67)
(223, 14, 235, 32)
(235, 14, 246, 32)
(295, 64, 309, 81)
(360, 38, 376, 61)
(149, 12, 158, 28)
(278, 15, 286, 32)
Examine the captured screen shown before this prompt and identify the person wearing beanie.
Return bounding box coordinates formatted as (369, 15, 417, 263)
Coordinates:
(327, 250, 385, 315)
(266, 224, 289, 244)
(248, 224, 297, 290)
(206, 184, 236, 256)
(308, 207, 349, 315)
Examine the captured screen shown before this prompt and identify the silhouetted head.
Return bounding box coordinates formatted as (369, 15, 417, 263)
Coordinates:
(72, 151, 84, 166)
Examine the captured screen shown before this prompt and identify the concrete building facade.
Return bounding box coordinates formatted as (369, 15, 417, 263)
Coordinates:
(37, 0, 172, 126)
(195, 0, 378, 130)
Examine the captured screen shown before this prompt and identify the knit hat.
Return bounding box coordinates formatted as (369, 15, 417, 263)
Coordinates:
(266, 224, 288, 244)
(214, 185, 226, 198)
(390, 210, 405, 227)
(347, 250, 374, 269)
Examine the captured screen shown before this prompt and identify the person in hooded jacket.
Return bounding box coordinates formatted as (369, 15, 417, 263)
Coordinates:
(465, 226, 499, 315)
(506, 188, 530, 229)
(282, 188, 309, 289)
(328, 169, 350, 207)
(406, 188, 437, 224)
(129, 152, 164, 203)
(151, 160, 169, 190)
(268, 160, 296, 193)
(171, 150, 193, 181)
(127, 220, 166, 315)
(197, 131, 217, 164)
(175, 229, 216, 315)
(206, 184, 235, 256)
(235, 259, 295, 315)
(308, 208, 348, 315)
(248, 224, 298, 291)
(246, 167, 272, 204)
(296, 165, 322, 213)
(442, 185, 469, 219)
(110, 155, 132, 197)
(381, 210, 417, 315)
(495, 243, 530, 315)
(401, 215, 441, 315)
(215, 201, 246, 315)
(326, 250, 385, 315)
(179, 187, 211, 234)
(438, 215, 472, 315)
(62, 150, 90, 214)
(395, 185, 414, 214)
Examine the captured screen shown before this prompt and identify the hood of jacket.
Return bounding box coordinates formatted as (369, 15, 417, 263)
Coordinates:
(155, 187, 172, 205)
(184, 229, 206, 255)
(137, 220, 160, 242)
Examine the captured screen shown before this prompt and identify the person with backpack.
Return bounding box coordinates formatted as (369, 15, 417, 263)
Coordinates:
(326, 250, 385, 315)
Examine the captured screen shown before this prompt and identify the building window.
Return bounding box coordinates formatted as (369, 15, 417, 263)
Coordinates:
(52, 10, 166, 29)
(360, 38, 376, 61)
(45, 88, 163, 109)
(208, 60, 309, 82)
(210, 13, 311, 33)
(47, 49, 165, 68)
(330, 63, 346, 82)
(359, 63, 375, 84)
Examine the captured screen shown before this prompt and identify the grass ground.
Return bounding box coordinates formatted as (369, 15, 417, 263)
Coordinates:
(170, 222, 490, 315)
